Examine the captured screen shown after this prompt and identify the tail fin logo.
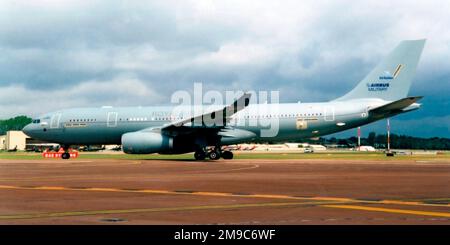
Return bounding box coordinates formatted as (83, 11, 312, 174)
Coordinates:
(393, 64, 403, 78)
(367, 64, 403, 92)
(379, 64, 403, 80)
(366, 82, 389, 91)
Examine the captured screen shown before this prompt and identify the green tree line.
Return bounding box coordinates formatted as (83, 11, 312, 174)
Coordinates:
(309, 132, 450, 150)
(0, 116, 32, 135)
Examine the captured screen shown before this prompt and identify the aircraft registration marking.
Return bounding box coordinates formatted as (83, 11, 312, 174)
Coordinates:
(64, 123, 88, 128)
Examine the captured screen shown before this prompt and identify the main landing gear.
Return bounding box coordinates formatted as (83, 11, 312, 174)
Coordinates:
(194, 150, 206, 160)
(194, 147, 234, 160)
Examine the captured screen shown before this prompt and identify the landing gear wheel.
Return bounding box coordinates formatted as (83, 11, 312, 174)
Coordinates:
(208, 150, 221, 160)
(222, 151, 233, 159)
(194, 151, 206, 160)
(61, 152, 70, 159)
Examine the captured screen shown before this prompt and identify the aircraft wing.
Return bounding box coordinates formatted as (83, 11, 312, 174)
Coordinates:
(369, 96, 423, 117)
(160, 93, 251, 133)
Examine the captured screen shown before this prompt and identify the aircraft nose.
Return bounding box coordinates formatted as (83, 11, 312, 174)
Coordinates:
(22, 124, 33, 137)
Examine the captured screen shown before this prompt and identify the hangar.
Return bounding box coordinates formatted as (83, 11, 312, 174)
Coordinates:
(0, 135, 5, 150)
(0, 131, 29, 151)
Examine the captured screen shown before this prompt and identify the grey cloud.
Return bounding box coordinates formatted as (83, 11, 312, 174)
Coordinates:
(0, 0, 449, 137)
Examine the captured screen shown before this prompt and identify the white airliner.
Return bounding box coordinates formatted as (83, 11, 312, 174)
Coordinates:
(23, 40, 425, 160)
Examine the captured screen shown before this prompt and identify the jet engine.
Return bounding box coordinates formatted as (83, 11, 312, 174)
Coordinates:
(121, 131, 173, 154)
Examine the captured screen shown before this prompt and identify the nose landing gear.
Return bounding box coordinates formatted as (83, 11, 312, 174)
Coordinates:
(60, 145, 72, 159)
(61, 152, 71, 159)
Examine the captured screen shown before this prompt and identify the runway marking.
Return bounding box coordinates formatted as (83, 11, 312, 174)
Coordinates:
(323, 205, 450, 218)
(189, 164, 260, 173)
(378, 200, 423, 206)
(0, 184, 331, 201)
(3, 201, 450, 220)
(0, 201, 343, 220)
(1, 185, 449, 209)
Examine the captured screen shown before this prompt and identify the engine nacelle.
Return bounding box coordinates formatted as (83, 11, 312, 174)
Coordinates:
(121, 131, 173, 154)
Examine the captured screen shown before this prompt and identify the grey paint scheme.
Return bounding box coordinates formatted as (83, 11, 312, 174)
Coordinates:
(22, 99, 420, 144)
(336, 40, 425, 101)
(22, 40, 425, 153)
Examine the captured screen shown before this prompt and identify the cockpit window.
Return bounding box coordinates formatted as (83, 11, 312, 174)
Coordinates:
(32, 119, 41, 124)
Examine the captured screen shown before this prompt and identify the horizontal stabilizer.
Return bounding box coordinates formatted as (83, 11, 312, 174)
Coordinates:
(369, 96, 423, 116)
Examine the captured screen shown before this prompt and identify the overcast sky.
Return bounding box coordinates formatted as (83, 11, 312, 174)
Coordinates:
(0, 0, 449, 137)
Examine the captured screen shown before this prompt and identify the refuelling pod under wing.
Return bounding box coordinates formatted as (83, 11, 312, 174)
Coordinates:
(122, 131, 173, 154)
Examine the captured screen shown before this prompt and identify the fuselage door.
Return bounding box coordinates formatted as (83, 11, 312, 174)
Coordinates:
(324, 106, 335, 122)
(107, 112, 118, 127)
(50, 113, 62, 129)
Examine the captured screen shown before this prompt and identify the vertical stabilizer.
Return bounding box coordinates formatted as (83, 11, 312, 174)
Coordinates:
(335, 39, 425, 101)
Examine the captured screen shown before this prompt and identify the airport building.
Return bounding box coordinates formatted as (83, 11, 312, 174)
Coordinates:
(0, 135, 6, 150)
(0, 131, 30, 151)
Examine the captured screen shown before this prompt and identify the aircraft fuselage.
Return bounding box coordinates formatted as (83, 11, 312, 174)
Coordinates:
(23, 98, 412, 147)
